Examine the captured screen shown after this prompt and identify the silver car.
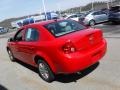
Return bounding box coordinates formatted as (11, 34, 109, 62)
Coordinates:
(82, 11, 108, 26)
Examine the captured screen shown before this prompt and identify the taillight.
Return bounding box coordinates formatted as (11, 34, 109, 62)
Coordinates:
(62, 40, 76, 54)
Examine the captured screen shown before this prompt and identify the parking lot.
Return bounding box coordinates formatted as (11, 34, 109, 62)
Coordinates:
(0, 23, 120, 90)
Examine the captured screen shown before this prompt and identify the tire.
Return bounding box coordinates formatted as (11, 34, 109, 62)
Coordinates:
(89, 20, 95, 26)
(37, 59, 55, 82)
(7, 49, 15, 61)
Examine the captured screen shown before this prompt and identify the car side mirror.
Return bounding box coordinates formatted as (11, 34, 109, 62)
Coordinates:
(8, 37, 14, 42)
(15, 37, 22, 41)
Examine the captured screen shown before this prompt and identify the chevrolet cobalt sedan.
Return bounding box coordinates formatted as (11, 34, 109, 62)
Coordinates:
(7, 19, 107, 82)
(80, 10, 108, 26)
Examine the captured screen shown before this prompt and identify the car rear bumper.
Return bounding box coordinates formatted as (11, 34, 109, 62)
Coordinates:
(56, 39, 107, 74)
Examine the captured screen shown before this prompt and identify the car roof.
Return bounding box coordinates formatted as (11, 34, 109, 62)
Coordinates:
(22, 19, 63, 28)
(88, 10, 104, 14)
(34, 20, 56, 25)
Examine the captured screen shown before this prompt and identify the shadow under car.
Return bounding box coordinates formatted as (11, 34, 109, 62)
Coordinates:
(15, 59, 99, 83)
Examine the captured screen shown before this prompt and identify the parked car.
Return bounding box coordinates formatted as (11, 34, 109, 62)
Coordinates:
(80, 10, 108, 26)
(0, 27, 8, 34)
(108, 5, 120, 23)
(65, 13, 83, 22)
(7, 19, 107, 82)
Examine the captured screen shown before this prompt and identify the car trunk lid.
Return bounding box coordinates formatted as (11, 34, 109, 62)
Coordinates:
(58, 28, 103, 51)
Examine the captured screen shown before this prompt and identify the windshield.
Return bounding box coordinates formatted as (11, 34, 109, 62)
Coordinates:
(44, 20, 86, 37)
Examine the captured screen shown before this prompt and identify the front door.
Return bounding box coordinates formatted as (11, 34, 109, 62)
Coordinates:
(17, 28, 39, 66)
(12, 29, 25, 61)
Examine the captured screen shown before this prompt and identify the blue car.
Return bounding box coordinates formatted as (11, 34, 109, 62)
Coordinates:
(109, 5, 120, 23)
(0, 27, 8, 34)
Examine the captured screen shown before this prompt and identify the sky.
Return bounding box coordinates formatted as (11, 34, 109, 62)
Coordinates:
(0, 0, 108, 21)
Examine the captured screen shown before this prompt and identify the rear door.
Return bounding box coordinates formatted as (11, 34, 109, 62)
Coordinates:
(93, 11, 108, 23)
(92, 11, 101, 23)
(99, 11, 108, 22)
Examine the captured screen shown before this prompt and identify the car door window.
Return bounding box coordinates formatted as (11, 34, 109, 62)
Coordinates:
(93, 11, 100, 15)
(25, 28, 39, 41)
(101, 11, 106, 15)
(74, 15, 77, 18)
(69, 16, 74, 18)
(14, 30, 24, 41)
(69, 15, 77, 18)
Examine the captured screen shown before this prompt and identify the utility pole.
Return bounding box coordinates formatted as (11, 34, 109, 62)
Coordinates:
(107, 0, 110, 9)
(57, 3, 61, 18)
(92, 0, 94, 11)
(42, 0, 47, 20)
(80, 7, 82, 12)
(110, 0, 113, 6)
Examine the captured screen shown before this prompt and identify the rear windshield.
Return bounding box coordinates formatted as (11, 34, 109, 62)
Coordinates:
(44, 20, 86, 37)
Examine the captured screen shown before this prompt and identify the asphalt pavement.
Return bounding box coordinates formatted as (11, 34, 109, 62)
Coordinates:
(0, 23, 120, 90)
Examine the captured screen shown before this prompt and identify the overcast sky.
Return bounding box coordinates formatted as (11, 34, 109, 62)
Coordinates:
(0, 0, 108, 21)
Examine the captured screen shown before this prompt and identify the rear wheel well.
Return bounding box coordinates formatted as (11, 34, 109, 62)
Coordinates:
(36, 56, 55, 82)
(34, 55, 56, 74)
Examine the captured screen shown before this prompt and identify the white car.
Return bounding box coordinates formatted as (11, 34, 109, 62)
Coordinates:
(65, 14, 82, 22)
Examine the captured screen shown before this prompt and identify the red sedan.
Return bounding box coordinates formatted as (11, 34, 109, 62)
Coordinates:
(7, 19, 107, 82)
